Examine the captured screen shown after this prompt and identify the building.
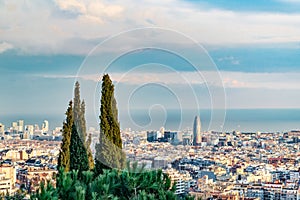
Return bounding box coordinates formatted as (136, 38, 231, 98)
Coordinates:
(25, 125, 34, 135)
(246, 187, 264, 199)
(1, 150, 29, 160)
(147, 131, 158, 142)
(11, 122, 18, 134)
(153, 156, 168, 169)
(182, 132, 192, 145)
(163, 131, 177, 143)
(0, 173, 11, 195)
(193, 116, 201, 146)
(0, 165, 16, 195)
(18, 120, 24, 133)
(42, 120, 49, 133)
(24, 125, 34, 139)
(164, 168, 192, 195)
(159, 127, 165, 137)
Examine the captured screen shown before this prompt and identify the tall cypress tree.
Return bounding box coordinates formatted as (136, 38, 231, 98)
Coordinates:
(69, 123, 89, 175)
(73, 82, 94, 170)
(73, 81, 84, 141)
(58, 101, 73, 172)
(95, 74, 125, 175)
(82, 100, 95, 169)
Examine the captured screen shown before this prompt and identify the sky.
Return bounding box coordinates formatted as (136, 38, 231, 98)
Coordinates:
(1, 0, 300, 127)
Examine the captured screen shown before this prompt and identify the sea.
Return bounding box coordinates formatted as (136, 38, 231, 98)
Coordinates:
(1, 109, 300, 133)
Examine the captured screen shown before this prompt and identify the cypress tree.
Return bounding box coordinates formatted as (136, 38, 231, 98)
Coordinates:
(58, 101, 73, 172)
(73, 81, 84, 141)
(95, 74, 125, 174)
(86, 132, 94, 169)
(73, 82, 94, 170)
(69, 123, 89, 175)
(80, 100, 87, 142)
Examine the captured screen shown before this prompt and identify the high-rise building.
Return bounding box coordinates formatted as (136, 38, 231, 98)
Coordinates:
(193, 115, 201, 146)
(163, 131, 177, 142)
(34, 124, 40, 131)
(25, 125, 34, 135)
(159, 127, 165, 136)
(42, 120, 49, 133)
(11, 122, 18, 134)
(182, 132, 192, 145)
(18, 120, 24, 132)
(147, 131, 158, 142)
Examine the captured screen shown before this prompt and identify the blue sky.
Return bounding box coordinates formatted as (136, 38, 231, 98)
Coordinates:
(186, 0, 300, 13)
(1, 0, 300, 121)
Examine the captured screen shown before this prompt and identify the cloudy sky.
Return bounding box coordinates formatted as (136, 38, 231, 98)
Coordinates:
(1, 0, 300, 120)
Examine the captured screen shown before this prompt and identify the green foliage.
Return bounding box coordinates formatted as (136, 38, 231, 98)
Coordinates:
(30, 181, 58, 200)
(3, 190, 25, 200)
(73, 82, 94, 170)
(69, 124, 89, 177)
(32, 162, 192, 200)
(73, 81, 83, 141)
(86, 133, 94, 169)
(58, 101, 73, 172)
(95, 74, 125, 174)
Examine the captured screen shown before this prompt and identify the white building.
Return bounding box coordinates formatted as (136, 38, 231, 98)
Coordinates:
(18, 120, 24, 132)
(11, 122, 18, 133)
(153, 156, 168, 169)
(0, 165, 16, 195)
(164, 168, 192, 195)
(0, 173, 11, 195)
(25, 125, 34, 135)
(42, 120, 49, 133)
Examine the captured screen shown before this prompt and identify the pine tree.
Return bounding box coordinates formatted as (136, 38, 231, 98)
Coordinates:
(95, 74, 125, 175)
(69, 123, 89, 176)
(58, 101, 73, 172)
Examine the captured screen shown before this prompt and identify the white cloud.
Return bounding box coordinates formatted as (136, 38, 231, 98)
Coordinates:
(0, 42, 13, 53)
(55, 0, 86, 14)
(87, 2, 123, 18)
(218, 56, 240, 65)
(221, 71, 300, 89)
(2, 0, 300, 54)
(37, 71, 300, 90)
(54, 0, 124, 20)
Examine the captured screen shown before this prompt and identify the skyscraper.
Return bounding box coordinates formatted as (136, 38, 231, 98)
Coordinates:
(11, 122, 18, 134)
(18, 120, 24, 133)
(159, 127, 165, 138)
(42, 120, 49, 133)
(193, 115, 201, 146)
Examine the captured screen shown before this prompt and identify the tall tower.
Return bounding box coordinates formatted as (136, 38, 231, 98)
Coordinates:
(42, 120, 49, 133)
(193, 115, 201, 146)
(18, 120, 24, 132)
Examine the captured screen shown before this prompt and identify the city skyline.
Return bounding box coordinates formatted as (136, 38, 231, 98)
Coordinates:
(3, 1, 300, 199)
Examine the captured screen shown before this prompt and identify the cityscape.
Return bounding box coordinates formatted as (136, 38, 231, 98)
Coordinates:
(1, 113, 300, 199)
(2, 0, 300, 199)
